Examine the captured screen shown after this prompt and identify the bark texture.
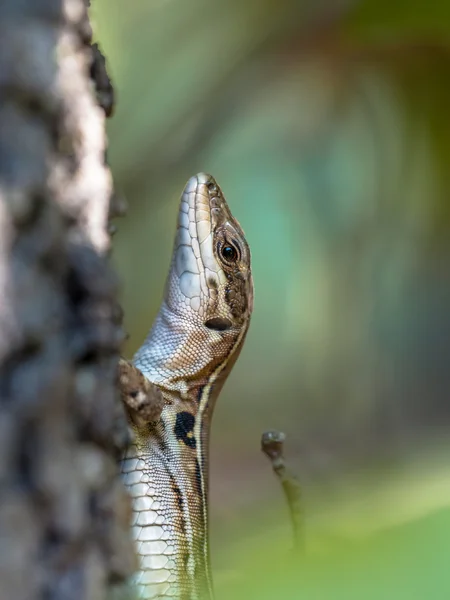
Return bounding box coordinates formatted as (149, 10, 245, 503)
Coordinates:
(0, 1, 135, 599)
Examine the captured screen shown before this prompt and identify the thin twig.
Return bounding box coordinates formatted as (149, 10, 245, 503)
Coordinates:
(261, 430, 304, 555)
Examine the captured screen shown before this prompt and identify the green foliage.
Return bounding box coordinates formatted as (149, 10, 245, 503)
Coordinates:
(91, 3, 450, 595)
(346, 0, 450, 41)
(215, 505, 450, 599)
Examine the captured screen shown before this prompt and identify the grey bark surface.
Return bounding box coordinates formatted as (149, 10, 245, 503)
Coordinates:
(0, 1, 135, 599)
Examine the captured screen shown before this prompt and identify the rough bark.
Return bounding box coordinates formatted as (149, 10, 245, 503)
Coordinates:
(0, 1, 135, 599)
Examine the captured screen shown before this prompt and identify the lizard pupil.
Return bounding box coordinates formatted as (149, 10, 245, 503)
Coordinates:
(221, 245, 237, 262)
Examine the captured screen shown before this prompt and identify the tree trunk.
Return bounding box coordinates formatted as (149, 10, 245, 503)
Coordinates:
(0, 1, 135, 599)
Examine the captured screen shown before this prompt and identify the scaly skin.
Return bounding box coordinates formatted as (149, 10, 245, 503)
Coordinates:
(120, 173, 253, 599)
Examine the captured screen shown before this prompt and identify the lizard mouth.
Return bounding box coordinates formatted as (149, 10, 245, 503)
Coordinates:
(171, 174, 223, 317)
(177, 173, 224, 281)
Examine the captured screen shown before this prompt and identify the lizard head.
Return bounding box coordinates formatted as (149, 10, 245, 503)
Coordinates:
(165, 173, 253, 335)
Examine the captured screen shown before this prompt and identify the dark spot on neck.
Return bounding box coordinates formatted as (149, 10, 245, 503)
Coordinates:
(172, 482, 184, 512)
(204, 317, 232, 331)
(174, 411, 196, 448)
(195, 385, 205, 404)
(194, 458, 203, 497)
(207, 277, 218, 289)
(168, 473, 187, 536)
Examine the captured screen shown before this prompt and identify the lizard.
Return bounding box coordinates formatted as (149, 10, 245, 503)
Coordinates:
(119, 173, 254, 600)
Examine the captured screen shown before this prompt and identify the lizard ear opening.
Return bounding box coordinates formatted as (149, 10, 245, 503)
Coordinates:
(204, 317, 232, 331)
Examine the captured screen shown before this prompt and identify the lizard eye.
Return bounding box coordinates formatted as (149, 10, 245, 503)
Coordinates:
(221, 244, 238, 263)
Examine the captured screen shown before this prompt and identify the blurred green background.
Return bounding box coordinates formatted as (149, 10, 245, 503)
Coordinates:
(92, 1, 450, 597)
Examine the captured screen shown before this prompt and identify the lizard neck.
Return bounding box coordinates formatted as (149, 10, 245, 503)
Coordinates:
(127, 300, 248, 600)
(133, 299, 246, 408)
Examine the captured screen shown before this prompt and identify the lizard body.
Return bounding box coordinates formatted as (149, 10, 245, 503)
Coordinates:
(120, 173, 253, 599)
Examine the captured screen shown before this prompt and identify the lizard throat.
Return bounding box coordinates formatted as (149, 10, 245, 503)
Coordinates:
(133, 300, 240, 403)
